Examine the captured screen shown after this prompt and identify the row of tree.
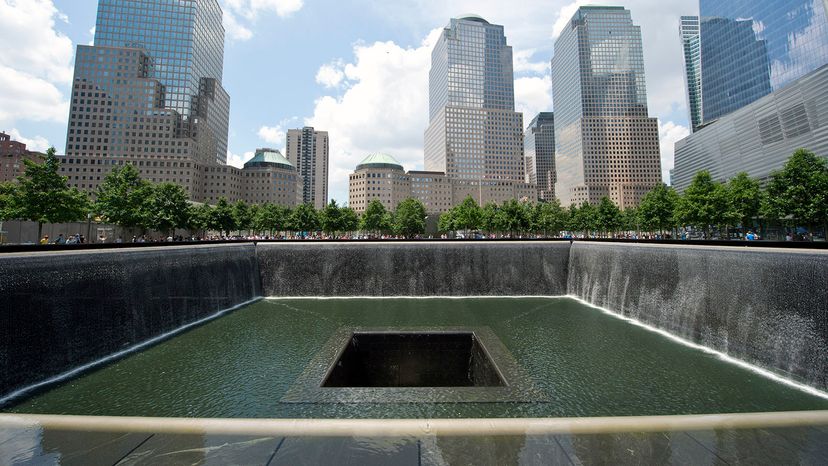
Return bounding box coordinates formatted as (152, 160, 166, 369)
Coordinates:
(438, 149, 828, 238)
(0, 149, 431, 240)
(2, 148, 825, 241)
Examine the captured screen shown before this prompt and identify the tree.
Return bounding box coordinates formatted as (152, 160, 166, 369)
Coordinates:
(764, 149, 828, 232)
(360, 199, 391, 234)
(596, 197, 622, 237)
(569, 202, 598, 237)
(620, 207, 640, 233)
(210, 198, 236, 236)
(675, 171, 738, 237)
(94, 164, 153, 231)
(340, 207, 359, 234)
(437, 209, 454, 234)
(187, 203, 213, 237)
(638, 184, 678, 234)
(16, 148, 90, 241)
(498, 199, 530, 236)
(321, 199, 346, 234)
(727, 172, 762, 230)
(290, 203, 320, 234)
(393, 198, 426, 238)
(247, 204, 261, 234)
(256, 203, 289, 236)
(532, 200, 569, 237)
(232, 200, 251, 235)
(0, 181, 18, 221)
(145, 183, 190, 235)
(453, 196, 481, 234)
(479, 202, 500, 234)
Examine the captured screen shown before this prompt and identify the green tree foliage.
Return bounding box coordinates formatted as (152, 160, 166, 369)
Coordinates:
(340, 207, 359, 234)
(145, 183, 190, 235)
(569, 202, 598, 236)
(596, 197, 622, 236)
(531, 200, 568, 236)
(15, 148, 90, 240)
(620, 207, 640, 232)
(727, 172, 763, 229)
(453, 196, 481, 233)
(764, 149, 828, 230)
(256, 203, 290, 235)
(393, 198, 426, 238)
(479, 202, 499, 233)
(210, 198, 236, 236)
(437, 209, 454, 233)
(321, 199, 347, 234)
(638, 184, 678, 233)
(94, 164, 152, 230)
(290, 203, 320, 233)
(187, 203, 213, 236)
(498, 199, 530, 235)
(0, 181, 18, 221)
(232, 200, 251, 234)
(360, 199, 391, 234)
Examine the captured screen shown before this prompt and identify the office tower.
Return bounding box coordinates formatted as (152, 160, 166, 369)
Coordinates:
(524, 113, 556, 201)
(698, 0, 828, 124)
(285, 127, 329, 208)
(424, 15, 527, 187)
(679, 16, 703, 132)
(66, 0, 229, 168)
(550, 6, 661, 208)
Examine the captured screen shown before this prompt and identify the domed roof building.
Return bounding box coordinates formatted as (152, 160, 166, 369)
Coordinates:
(349, 153, 411, 213)
(244, 148, 295, 170)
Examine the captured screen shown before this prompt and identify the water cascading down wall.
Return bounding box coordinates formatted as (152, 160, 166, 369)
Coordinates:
(1, 241, 826, 400)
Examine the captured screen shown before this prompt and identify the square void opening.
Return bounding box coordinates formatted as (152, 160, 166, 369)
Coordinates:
(322, 332, 506, 388)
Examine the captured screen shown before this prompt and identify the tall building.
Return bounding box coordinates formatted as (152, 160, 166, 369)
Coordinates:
(66, 0, 229, 175)
(550, 6, 661, 208)
(524, 113, 556, 201)
(424, 15, 528, 190)
(285, 127, 329, 208)
(698, 0, 828, 124)
(679, 16, 703, 132)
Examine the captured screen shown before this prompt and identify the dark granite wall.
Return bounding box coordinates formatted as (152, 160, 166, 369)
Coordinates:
(0, 244, 261, 398)
(567, 242, 828, 390)
(257, 242, 571, 297)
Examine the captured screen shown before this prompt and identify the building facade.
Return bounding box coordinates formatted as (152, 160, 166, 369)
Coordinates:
(524, 113, 556, 201)
(0, 132, 43, 183)
(550, 6, 661, 208)
(424, 15, 532, 198)
(698, 0, 828, 124)
(673, 65, 828, 192)
(349, 153, 536, 214)
(679, 16, 703, 132)
(285, 127, 329, 208)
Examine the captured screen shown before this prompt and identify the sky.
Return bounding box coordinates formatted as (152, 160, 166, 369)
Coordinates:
(1, 0, 698, 204)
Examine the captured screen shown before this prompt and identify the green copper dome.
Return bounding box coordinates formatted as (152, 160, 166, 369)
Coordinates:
(456, 14, 489, 24)
(356, 153, 404, 171)
(244, 148, 294, 170)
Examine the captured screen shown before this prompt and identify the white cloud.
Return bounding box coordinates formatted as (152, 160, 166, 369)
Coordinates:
(7, 128, 51, 152)
(226, 149, 254, 169)
(513, 49, 549, 75)
(658, 120, 690, 185)
(306, 29, 443, 203)
(315, 63, 346, 88)
(0, 66, 69, 127)
(88, 26, 95, 46)
(257, 125, 286, 146)
(0, 0, 74, 85)
(515, 75, 553, 121)
(221, 0, 304, 41)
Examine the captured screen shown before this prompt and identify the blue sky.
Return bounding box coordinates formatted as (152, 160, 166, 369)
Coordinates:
(1, 0, 696, 203)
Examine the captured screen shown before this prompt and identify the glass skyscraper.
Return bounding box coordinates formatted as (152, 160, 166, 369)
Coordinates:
(67, 0, 229, 166)
(424, 15, 526, 185)
(524, 113, 556, 201)
(679, 16, 703, 132)
(550, 6, 661, 208)
(699, 0, 828, 123)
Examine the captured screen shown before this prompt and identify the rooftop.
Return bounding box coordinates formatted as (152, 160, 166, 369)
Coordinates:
(356, 152, 404, 171)
(455, 14, 489, 24)
(244, 148, 294, 170)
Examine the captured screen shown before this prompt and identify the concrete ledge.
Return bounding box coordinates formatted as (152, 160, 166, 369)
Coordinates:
(568, 242, 828, 390)
(257, 241, 571, 297)
(0, 244, 261, 397)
